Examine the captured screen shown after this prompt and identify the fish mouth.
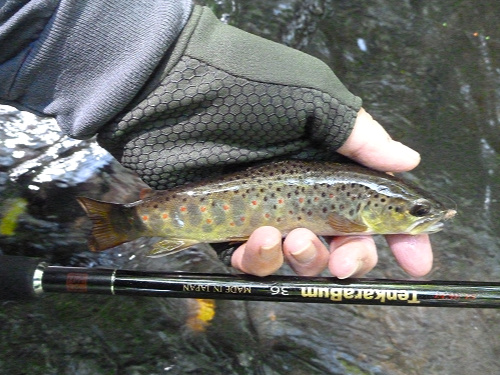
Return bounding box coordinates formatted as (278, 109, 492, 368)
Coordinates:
(408, 209, 457, 234)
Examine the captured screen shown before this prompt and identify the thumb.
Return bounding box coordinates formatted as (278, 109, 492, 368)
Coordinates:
(337, 108, 421, 172)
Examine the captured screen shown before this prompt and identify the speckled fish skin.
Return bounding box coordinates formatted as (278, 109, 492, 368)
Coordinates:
(77, 160, 456, 255)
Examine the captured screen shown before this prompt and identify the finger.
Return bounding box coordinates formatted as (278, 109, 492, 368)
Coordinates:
(282, 228, 330, 276)
(337, 108, 421, 172)
(328, 235, 378, 279)
(230, 226, 284, 276)
(386, 234, 433, 277)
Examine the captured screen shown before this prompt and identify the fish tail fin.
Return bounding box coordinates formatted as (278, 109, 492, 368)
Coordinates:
(77, 197, 132, 252)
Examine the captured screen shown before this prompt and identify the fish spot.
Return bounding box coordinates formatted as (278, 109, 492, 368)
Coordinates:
(240, 217, 246, 222)
(265, 213, 270, 218)
(322, 207, 328, 213)
(206, 219, 213, 224)
(223, 204, 230, 211)
(307, 211, 312, 216)
(200, 206, 207, 212)
(180, 206, 187, 212)
(230, 222, 235, 226)
(331, 204, 336, 210)
(299, 197, 305, 203)
(252, 200, 258, 206)
(162, 213, 169, 219)
(142, 215, 149, 221)
(278, 199, 284, 204)
(329, 194, 334, 198)
(153, 204, 158, 209)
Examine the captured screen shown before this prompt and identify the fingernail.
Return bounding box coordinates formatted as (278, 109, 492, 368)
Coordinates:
(290, 241, 316, 264)
(394, 142, 421, 168)
(337, 260, 364, 279)
(260, 242, 281, 262)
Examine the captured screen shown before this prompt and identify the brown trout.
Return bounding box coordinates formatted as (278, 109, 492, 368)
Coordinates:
(77, 160, 456, 256)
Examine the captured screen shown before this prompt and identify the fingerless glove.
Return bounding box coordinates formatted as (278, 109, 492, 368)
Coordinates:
(97, 6, 362, 189)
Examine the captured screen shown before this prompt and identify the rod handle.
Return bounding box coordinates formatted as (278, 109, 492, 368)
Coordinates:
(0, 256, 43, 300)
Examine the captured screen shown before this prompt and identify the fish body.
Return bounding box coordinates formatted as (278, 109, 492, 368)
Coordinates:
(77, 160, 456, 255)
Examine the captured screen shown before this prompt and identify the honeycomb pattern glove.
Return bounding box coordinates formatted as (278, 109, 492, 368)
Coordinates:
(97, 5, 362, 189)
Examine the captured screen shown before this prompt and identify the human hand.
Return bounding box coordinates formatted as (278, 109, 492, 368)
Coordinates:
(231, 108, 433, 278)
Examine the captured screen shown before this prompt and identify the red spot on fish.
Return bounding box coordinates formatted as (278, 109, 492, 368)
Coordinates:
(223, 205, 230, 210)
(314, 197, 319, 202)
(142, 215, 149, 221)
(240, 217, 246, 222)
(299, 197, 305, 203)
(265, 213, 270, 218)
(200, 206, 207, 212)
(329, 194, 334, 198)
(180, 206, 187, 212)
(278, 199, 284, 204)
(206, 219, 213, 224)
(230, 222, 235, 226)
(252, 200, 257, 206)
(162, 213, 169, 219)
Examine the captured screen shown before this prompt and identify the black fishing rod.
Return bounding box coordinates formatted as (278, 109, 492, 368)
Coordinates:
(1, 255, 499, 308)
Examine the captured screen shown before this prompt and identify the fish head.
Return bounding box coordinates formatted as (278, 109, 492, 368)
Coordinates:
(359, 182, 456, 235)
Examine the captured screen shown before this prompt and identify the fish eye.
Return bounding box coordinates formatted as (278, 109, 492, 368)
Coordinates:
(409, 202, 431, 217)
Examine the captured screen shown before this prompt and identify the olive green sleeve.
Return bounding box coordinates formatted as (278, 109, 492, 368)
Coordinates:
(97, 6, 362, 189)
(181, 7, 360, 108)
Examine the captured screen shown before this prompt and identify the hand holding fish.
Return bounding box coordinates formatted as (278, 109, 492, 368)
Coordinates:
(2, 1, 454, 278)
(231, 108, 437, 278)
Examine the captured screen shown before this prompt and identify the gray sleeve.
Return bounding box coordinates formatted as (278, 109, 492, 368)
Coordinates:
(0, 0, 193, 139)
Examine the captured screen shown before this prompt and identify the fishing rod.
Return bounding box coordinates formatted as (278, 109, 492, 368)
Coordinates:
(1, 255, 499, 308)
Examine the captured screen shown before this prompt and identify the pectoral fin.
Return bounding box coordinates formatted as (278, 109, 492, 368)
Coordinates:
(147, 239, 201, 257)
(327, 213, 368, 233)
